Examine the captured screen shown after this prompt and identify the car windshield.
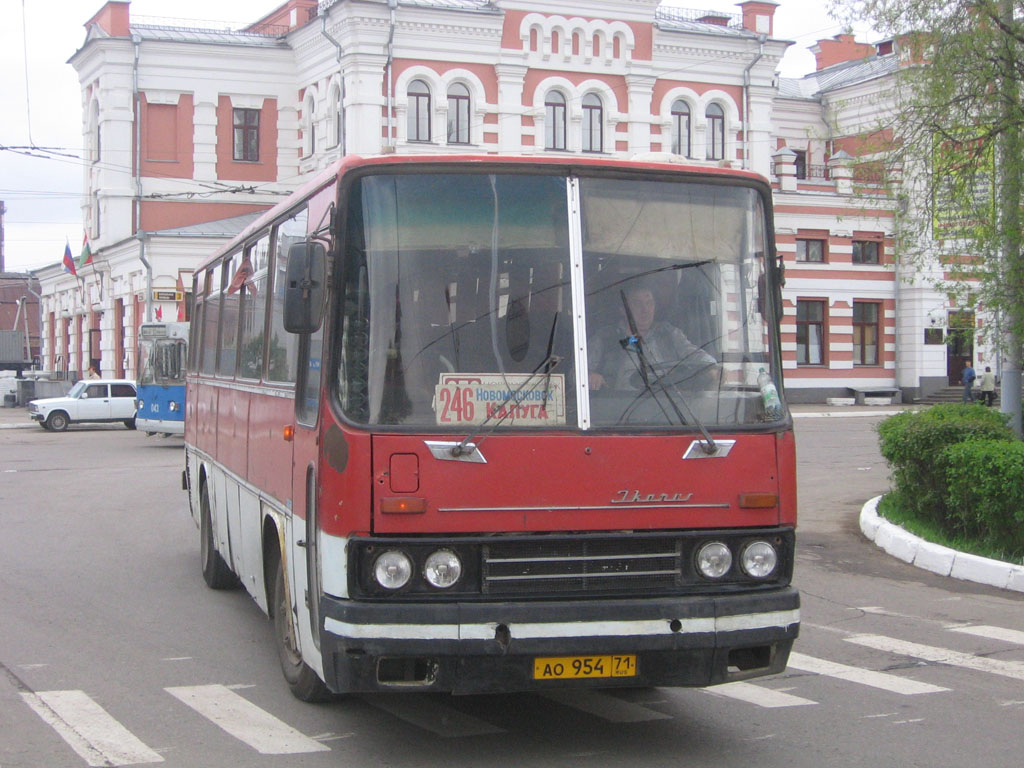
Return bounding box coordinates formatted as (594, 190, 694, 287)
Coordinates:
(68, 381, 87, 398)
(335, 170, 781, 430)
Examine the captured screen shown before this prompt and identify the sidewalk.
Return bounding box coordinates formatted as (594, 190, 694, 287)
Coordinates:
(0, 404, 35, 429)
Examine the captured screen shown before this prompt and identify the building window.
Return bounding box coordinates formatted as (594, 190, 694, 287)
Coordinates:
(852, 239, 881, 264)
(853, 301, 880, 365)
(302, 95, 316, 158)
(582, 93, 603, 153)
(447, 83, 471, 145)
(329, 83, 343, 150)
(793, 149, 807, 179)
(408, 79, 431, 142)
(706, 103, 725, 160)
(796, 300, 825, 365)
(233, 108, 260, 162)
(796, 239, 825, 263)
(545, 91, 566, 151)
(671, 100, 690, 157)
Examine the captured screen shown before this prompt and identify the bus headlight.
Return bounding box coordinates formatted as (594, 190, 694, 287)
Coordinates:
(373, 551, 413, 590)
(696, 541, 732, 579)
(740, 541, 778, 579)
(423, 550, 462, 589)
(169, 401, 179, 412)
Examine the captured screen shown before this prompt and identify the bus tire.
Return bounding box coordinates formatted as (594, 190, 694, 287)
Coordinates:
(272, 553, 332, 702)
(200, 483, 237, 590)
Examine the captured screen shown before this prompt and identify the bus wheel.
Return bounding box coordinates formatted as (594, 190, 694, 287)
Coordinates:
(272, 554, 332, 702)
(200, 483, 236, 590)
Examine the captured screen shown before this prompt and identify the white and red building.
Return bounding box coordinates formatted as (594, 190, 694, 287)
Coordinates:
(35, 0, 972, 401)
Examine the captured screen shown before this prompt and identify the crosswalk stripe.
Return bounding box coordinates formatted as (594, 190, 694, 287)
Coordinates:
(788, 652, 948, 695)
(949, 625, 1024, 647)
(21, 690, 164, 766)
(540, 690, 672, 722)
(703, 681, 816, 708)
(366, 694, 505, 736)
(846, 634, 1024, 682)
(165, 685, 329, 754)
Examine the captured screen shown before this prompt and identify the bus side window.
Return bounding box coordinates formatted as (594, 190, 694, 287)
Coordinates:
(267, 207, 308, 385)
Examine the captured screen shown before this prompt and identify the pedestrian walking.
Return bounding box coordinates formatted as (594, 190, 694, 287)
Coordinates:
(961, 360, 976, 402)
(979, 365, 996, 406)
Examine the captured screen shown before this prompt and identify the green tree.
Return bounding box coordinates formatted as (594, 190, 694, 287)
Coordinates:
(834, 0, 1024, 435)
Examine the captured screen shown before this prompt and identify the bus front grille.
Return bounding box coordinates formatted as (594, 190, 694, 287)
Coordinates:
(481, 538, 682, 596)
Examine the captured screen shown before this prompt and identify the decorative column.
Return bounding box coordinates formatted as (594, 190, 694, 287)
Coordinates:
(772, 147, 798, 192)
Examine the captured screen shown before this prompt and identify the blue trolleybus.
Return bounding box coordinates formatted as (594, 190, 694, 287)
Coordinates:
(136, 321, 188, 436)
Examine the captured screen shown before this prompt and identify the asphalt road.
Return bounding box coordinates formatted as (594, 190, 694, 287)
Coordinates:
(1, 412, 1022, 768)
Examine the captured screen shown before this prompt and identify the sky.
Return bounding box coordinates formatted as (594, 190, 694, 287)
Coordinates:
(0, 0, 875, 274)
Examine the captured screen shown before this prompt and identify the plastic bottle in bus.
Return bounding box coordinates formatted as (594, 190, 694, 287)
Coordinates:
(758, 368, 783, 420)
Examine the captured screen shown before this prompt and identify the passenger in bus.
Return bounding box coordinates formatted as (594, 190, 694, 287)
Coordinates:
(587, 284, 717, 391)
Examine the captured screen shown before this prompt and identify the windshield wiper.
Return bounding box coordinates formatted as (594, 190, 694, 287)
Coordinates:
(619, 291, 717, 455)
(450, 313, 563, 458)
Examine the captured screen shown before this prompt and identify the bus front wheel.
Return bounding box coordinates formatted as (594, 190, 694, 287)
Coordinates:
(200, 483, 236, 590)
(272, 553, 332, 702)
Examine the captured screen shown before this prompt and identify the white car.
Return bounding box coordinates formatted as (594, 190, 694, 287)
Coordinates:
(28, 379, 138, 431)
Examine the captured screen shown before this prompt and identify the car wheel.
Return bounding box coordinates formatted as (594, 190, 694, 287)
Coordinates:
(124, 418, 136, 430)
(46, 411, 69, 432)
(271, 550, 332, 702)
(200, 482, 237, 590)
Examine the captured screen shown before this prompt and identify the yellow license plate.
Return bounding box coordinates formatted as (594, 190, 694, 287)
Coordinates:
(533, 654, 637, 680)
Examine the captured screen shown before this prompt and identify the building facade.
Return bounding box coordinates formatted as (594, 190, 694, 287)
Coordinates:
(37, 0, 964, 401)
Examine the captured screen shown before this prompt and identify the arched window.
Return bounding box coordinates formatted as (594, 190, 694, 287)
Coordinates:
(545, 91, 566, 151)
(706, 103, 725, 160)
(407, 79, 431, 143)
(671, 100, 691, 157)
(447, 83, 470, 145)
(302, 94, 316, 157)
(329, 83, 343, 150)
(89, 100, 101, 164)
(582, 93, 603, 153)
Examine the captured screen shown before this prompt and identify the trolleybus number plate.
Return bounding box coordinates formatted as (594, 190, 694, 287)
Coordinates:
(533, 655, 637, 680)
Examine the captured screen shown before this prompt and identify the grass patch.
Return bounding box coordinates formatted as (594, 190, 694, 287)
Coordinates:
(877, 490, 1024, 565)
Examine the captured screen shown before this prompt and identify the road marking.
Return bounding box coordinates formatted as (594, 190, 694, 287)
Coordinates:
(21, 690, 164, 766)
(703, 682, 816, 708)
(165, 685, 329, 754)
(846, 635, 1024, 682)
(365, 694, 505, 736)
(540, 690, 672, 722)
(787, 652, 948, 695)
(949, 625, 1024, 646)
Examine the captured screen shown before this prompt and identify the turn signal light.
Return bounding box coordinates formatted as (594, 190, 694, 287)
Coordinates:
(738, 493, 778, 509)
(380, 497, 427, 514)
(283, 425, 294, 442)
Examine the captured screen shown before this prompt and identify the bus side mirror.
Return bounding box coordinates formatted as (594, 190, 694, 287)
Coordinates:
(283, 241, 327, 334)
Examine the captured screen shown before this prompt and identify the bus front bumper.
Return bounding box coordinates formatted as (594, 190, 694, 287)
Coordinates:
(318, 588, 799, 694)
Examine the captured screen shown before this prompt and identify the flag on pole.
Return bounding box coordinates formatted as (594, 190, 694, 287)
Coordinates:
(155, 305, 163, 321)
(62, 240, 77, 276)
(78, 234, 93, 268)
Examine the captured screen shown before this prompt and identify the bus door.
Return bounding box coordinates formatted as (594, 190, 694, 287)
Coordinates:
(288, 323, 326, 669)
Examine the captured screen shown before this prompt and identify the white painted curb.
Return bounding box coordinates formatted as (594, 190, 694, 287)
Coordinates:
(860, 496, 1024, 593)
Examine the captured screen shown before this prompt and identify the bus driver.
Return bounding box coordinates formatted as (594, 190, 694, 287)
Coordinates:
(587, 284, 717, 391)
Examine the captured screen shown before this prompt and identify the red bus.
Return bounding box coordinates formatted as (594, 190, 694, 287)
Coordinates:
(184, 154, 798, 701)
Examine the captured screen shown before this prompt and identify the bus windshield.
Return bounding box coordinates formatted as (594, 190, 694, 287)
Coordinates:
(336, 170, 780, 429)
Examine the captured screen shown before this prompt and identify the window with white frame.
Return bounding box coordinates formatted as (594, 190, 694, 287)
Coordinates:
(447, 83, 471, 145)
(671, 100, 690, 157)
(302, 95, 316, 158)
(582, 93, 603, 153)
(407, 79, 431, 143)
(545, 91, 566, 150)
(706, 103, 725, 161)
(233, 108, 260, 162)
(329, 83, 343, 149)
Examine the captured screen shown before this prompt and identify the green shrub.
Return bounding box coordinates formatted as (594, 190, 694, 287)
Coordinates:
(876, 404, 1013, 529)
(943, 440, 1024, 556)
